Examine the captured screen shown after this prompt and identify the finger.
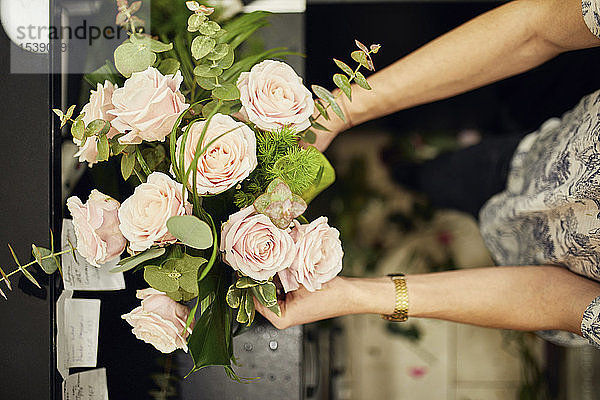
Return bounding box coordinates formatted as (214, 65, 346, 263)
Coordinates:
(253, 297, 287, 329)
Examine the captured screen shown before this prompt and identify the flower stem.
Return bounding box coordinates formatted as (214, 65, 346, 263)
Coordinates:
(0, 248, 74, 282)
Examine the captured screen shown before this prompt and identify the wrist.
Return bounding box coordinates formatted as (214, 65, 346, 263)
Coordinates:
(342, 276, 396, 315)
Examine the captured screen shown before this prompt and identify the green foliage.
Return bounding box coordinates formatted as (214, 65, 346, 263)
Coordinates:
(187, 267, 235, 377)
(226, 277, 280, 326)
(253, 178, 307, 229)
(110, 247, 166, 273)
(267, 146, 323, 195)
(144, 253, 206, 298)
(166, 215, 213, 250)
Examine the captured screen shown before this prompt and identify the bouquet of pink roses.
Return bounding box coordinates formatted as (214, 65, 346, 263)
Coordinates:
(2, 0, 380, 379)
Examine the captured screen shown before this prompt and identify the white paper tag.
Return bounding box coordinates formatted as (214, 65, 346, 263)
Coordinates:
(57, 290, 101, 379)
(63, 368, 109, 400)
(62, 219, 125, 291)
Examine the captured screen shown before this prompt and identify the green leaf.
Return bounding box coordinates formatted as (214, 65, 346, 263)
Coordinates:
(9, 244, 40, 289)
(187, 270, 232, 374)
(187, 13, 206, 32)
(32, 245, 57, 275)
(303, 130, 317, 144)
(333, 73, 352, 100)
(236, 295, 249, 324)
(251, 282, 277, 308)
(311, 85, 345, 122)
(212, 83, 240, 101)
(130, 34, 173, 53)
(114, 42, 157, 78)
(226, 285, 242, 308)
(144, 265, 179, 292)
(201, 100, 230, 118)
(351, 50, 369, 69)
(300, 149, 336, 203)
(85, 119, 110, 138)
(71, 119, 85, 141)
(206, 44, 229, 61)
(215, 49, 235, 69)
(0, 264, 11, 291)
(166, 215, 213, 250)
(110, 137, 128, 156)
(195, 76, 217, 90)
(191, 36, 216, 60)
(120, 152, 136, 181)
(193, 64, 223, 78)
(199, 21, 221, 36)
(244, 291, 255, 325)
(96, 134, 110, 162)
(268, 303, 282, 317)
(314, 100, 329, 121)
(110, 247, 165, 273)
(354, 71, 371, 90)
(333, 58, 354, 76)
(65, 105, 76, 120)
(52, 109, 64, 119)
(235, 276, 259, 289)
(157, 58, 181, 76)
(311, 120, 330, 132)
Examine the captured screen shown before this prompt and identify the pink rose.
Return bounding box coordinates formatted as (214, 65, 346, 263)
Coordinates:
(119, 172, 192, 252)
(74, 81, 118, 166)
(278, 217, 343, 292)
(66, 189, 127, 267)
(122, 288, 192, 353)
(237, 60, 314, 132)
(175, 113, 257, 195)
(220, 206, 296, 281)
(109, 67, 189, 144)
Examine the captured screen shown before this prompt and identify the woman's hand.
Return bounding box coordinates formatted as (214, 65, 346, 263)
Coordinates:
(300, 89, 352, 152)
(254, 276, 396, 329)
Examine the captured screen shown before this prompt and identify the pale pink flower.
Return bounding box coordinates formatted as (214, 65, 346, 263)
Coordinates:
(175, 113, 257, 195)
(118, 172, 192, 252)
(74, 80, 118, 166)
(66, 189, 127, 267)
(109, 67, 189, 144)
(237, 60, 314, 132)
(278, 217, 343, 292)
(122, 288, 193, 353)
(220, 206, 296, 281)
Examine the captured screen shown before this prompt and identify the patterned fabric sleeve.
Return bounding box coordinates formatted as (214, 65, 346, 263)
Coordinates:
(581, 296, 600, 348)
(583, 0, 600, 38)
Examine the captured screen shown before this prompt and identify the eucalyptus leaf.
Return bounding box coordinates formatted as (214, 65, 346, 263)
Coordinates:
(71, 119, 85, 141)
(212, 83, 240, 101)
(65, 105, 76, 120)
(32, 245, 57, 275)
(187, 13, 205, 32)
(110, 247, 165, 273)
(196, 76, 217, 90)
(314, 100, 329, 120)
(202, 100, 230, 118)
(215, 49, 235, 69)
(85, 119, 110, 138)
(354, 71, 371, 90)
(351, 50, 369, 69)
(191, 36, 216, 60)
(333, 58, 354, 76)
(333, 73, 352, 100)
(311, 120, 330, 132)
(166, 215, 213, 250)
(130, 34, 173, 53)
(311, 85, 345, 122)
(199, 21, 221, 36)
(144, 265, 180, 293)
(120, 152, 136, 181)
(194, 64, 223, 78)
(158, 58, 181, 75)
(96, 134, 110, 162)
(206, 44, 229, 61)
(114, 42, 157, 78)
(303, 130, 317, 144)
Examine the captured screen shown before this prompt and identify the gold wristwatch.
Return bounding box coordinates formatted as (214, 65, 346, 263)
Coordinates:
(381, 273, 409, 322)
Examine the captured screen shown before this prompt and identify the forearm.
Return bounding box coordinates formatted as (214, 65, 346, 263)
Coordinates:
(350, 266, 600, 334)
(326, 0, 598, 133)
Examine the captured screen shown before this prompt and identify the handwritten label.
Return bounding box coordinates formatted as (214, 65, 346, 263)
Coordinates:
(57, 290, 101, 379)
(62, 219, 125, 291)
(63, 368, 109, 400)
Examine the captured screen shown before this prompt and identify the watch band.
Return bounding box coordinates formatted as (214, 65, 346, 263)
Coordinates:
(382, 273, 409, 322)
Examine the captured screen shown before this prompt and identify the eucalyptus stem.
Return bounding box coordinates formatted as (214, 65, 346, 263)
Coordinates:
(0, 248, 74, 283)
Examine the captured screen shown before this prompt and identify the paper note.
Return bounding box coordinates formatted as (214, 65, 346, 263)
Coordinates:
(63, 368, 109, 400)
(62, 219, 125, 291)
(57, 290, 101, 379)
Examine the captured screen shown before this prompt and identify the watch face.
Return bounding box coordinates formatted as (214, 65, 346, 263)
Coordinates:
(387, 273, 405, 277)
